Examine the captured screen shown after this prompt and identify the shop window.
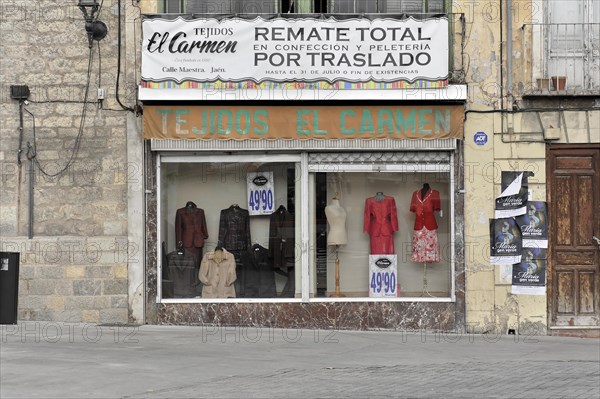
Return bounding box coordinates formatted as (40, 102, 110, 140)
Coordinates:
(311, 169, 452, 299)
(159, 160, 300, 300)
(157, 152, 455, 302)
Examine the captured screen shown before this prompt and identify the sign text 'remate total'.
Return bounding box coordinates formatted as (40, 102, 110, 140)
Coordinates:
(141, 16, 449, 84)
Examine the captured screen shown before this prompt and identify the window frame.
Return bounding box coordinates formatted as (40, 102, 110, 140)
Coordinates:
(155, 151, 456, 304)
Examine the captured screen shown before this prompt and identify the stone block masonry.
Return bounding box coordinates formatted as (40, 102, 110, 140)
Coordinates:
(0, 0, 134, 324)
(1, 237, 132, 324)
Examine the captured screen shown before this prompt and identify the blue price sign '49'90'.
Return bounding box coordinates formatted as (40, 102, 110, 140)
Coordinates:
(369, 255, 398, 298)
(247, 172, 274, 216)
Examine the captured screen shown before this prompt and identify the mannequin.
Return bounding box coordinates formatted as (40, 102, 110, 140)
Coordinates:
(199, 247, 236, 298)
(325, 192, 348, 297)
(324, 192, 348, 246)
(409, 183, 442, 296)
(364, 193, 398, 255)
(269, 205, 295, 297)
(218, 204, 251, 297)
(175, 201, 209, 296)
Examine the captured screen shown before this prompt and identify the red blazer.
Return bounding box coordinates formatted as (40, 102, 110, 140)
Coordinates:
(363, 196, 399, 237)
(175, 206, 209, 248)
(410, 189, 441, 230)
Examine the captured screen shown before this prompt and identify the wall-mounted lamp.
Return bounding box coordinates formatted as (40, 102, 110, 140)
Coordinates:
(78, 0, 108, 48)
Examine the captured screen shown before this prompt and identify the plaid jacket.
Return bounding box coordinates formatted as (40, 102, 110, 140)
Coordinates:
(218, 205, 251, 251)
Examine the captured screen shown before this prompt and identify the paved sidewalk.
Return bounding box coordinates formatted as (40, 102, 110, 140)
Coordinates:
(1, 322, 599, 398)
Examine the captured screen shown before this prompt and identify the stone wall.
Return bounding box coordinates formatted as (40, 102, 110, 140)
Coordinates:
(0, 0, 133, 324)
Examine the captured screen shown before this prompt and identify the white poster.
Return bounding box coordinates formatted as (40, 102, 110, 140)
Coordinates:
(141, 16, 449, 85)
(369, 255, 398, 298)
(247, 172, 274, 216)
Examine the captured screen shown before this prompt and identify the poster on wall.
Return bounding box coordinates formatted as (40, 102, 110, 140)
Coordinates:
(141, 15, 449, 86)
(515, 201, 548, 249)
(490, 218, 522, 265)
(495, 171, 533, 218)
(511, 258, 546, 295)
(246, 172, 274, 216)
(522, 247, 547, 261)
(369, 255, 398, 298)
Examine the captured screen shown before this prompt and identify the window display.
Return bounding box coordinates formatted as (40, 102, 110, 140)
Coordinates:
(313, 171, 451, 298)
(160, 161, 299, 300)
(158, 156, 453, 302)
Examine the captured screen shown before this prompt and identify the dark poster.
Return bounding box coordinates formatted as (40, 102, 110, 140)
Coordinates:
(511, 257, 547, 295)
(490, 217, 522, 265)
(515, 201, 548, 249)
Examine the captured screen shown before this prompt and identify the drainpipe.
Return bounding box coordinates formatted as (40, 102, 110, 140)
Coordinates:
(26, 142, 35, 239)
(506, 0, 513, 100)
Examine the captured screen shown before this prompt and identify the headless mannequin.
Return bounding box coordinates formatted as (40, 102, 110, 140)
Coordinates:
(325, 193, 347, 297)
(324, 194, 348, 246)
(176, 200, 209, 297)
(417, 183, 436, 297)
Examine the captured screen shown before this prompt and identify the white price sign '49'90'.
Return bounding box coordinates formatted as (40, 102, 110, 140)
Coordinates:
(247, 172, 274, 216)
(369, 255, 398, 298)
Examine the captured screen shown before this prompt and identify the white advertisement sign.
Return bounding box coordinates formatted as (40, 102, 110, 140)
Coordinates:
(369, 255, 398, 298)
(247, 172, 274, 216)
(142, 16, 449, 84)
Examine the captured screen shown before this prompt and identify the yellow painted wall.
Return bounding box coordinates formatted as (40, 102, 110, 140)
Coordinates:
(458, 0, 599, 334)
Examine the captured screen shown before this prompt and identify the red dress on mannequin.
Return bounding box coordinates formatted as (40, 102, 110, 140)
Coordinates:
(363, 194, 398, 255)
(409, 188, 441, 263)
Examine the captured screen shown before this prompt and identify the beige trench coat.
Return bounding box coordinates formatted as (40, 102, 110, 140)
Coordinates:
(199, 249, 237, 298)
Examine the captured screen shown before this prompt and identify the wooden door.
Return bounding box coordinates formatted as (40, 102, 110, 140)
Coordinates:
(548, 146, 600, 326)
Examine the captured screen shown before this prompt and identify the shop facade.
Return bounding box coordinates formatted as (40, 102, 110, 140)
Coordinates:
(139, 13, 467, 329)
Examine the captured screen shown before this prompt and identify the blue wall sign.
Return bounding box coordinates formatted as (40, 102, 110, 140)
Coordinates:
(474, 131, 488, 145)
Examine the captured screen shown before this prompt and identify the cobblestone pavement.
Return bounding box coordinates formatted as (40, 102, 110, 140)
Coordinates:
(1, 323, 599, 398)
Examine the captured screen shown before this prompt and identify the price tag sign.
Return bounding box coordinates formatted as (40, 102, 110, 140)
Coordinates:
(247, 172, 274, 216)
(369, 255, 398, 298)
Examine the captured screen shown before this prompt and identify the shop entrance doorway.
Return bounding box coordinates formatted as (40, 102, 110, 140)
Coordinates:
(547, 145, 600, 332)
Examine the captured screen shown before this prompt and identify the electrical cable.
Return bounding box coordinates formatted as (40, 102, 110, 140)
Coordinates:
(28, 47, 95, 178)
(464, 107, 600, 121)
(28, 99, 95, 104)
(95, 0, 105, 22)
(116, 0, 135, 113)
(97, 40, 103, 109)
(98, 40, 102, 89)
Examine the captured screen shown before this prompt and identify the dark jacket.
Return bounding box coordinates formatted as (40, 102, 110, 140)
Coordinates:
(241, 244, 276, 298)
(269, 206, 295, 270)
(166, 250, 197, 298)
(175, 203, 209, 248)
(218, 205, 251, 251)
